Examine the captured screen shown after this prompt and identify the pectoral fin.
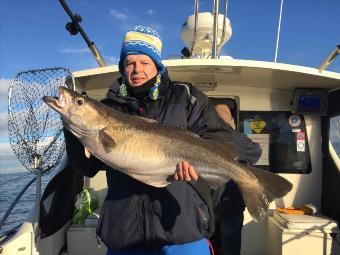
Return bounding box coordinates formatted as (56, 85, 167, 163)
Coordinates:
(99, 129, 117, 153)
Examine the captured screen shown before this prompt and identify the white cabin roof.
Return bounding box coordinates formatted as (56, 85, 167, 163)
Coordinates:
(72, 58, 340, 99)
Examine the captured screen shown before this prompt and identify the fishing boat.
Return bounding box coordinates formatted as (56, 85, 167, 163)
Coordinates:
(1, 0, 339, 254)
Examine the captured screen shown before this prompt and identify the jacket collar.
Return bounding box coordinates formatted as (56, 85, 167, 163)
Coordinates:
(105, 70, 170, 102)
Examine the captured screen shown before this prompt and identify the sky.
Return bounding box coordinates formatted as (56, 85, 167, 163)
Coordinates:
(0, 0, 339, 174)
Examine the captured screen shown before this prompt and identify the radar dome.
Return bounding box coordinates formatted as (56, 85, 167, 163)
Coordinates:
(181, 12, 232, 57)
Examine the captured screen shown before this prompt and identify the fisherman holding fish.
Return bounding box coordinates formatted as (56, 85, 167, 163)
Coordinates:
(47, 26, 292, 255)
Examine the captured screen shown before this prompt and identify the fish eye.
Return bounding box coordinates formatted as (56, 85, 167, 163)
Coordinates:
(76, 98, 85, 106)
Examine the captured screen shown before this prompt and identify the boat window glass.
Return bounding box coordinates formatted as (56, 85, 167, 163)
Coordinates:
(329, 115, 340, 167)
(239, 111, 311, 174)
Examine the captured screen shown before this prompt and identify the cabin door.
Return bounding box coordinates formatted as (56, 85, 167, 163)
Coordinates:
(321, 88, 340, 223)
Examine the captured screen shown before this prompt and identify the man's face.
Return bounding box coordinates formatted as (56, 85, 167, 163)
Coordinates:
(124, 54, 158, 87)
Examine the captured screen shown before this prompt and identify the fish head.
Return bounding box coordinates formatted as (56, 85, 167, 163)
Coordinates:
(43, 86, 108, 138)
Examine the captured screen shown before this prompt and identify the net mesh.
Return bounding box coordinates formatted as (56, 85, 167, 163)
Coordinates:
(8, 68, 73, 175)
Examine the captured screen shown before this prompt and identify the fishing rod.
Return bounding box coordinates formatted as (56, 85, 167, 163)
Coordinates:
(59, 0, 107, 67)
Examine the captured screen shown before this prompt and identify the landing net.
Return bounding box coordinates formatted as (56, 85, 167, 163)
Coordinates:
(8, 67, 74, 175)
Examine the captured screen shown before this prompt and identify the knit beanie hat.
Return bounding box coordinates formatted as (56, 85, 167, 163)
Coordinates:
(119, 26, 165, 75)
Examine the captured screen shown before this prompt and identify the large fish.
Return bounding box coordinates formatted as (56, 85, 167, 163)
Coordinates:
(43, 87, 292, 221)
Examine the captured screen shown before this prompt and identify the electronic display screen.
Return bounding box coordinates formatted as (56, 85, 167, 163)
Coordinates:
(293, 89, 328, 115)
(297, 95, 321, 112)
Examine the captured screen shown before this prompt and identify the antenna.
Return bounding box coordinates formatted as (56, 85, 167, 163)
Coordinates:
(274, 0, 284, 63)
(59, 0, 107, 67)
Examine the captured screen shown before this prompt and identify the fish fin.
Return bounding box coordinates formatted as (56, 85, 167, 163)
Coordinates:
(128, 173, 170, 187)
(238, 165, 292, 221)
(99, 129, 117, 152)
(142, 179, 169, 188)
(172, 127, 200, 138)
(181, 129, 200, 138)
(195, 167, 231, 190)
(200, 173, 230, 190)
(136, 116, 158, 123)
(84, 147, 91, 158)
(213, 141, 239, 160)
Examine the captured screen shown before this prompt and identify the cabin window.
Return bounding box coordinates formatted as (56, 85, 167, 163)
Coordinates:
(329, 115, 340, 166)
(239, 111, 311, 174)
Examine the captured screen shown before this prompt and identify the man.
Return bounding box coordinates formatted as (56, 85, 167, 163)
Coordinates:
(65, 26, 261, 255)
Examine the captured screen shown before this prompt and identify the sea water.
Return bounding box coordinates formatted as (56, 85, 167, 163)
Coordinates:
(0, 171, 53, 236)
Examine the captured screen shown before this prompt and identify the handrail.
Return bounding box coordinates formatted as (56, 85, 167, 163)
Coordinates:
(190, 0, 199, 56)
(217, 0, 228, 55)
(319, 45, 340, 73)
(211, 0, 219, 59)
(0, 224, 21, 245)
(0, 176, 37, 229)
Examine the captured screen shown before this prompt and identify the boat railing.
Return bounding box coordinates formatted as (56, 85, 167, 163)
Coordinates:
(0, 224, 21, 246)
(319, 45, 340, 72)
(190, 0, 199, 56)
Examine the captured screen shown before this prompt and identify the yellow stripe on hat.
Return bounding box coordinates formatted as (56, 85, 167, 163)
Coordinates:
(125, 31, 162, 53)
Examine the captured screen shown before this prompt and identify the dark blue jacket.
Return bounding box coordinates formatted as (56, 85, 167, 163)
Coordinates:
(65, 72, 261, 251)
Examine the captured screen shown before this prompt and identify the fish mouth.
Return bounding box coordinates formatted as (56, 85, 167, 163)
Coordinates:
(42, 87, 67, 111)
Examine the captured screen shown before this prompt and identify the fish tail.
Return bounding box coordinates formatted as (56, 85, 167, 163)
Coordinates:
(238, 165, 292, 221)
